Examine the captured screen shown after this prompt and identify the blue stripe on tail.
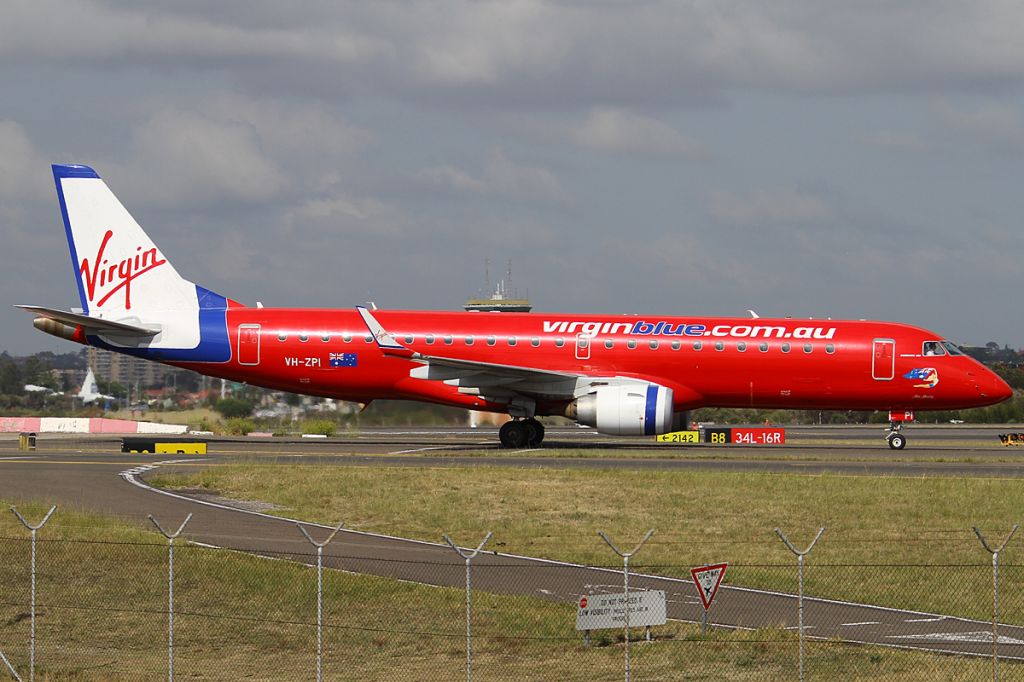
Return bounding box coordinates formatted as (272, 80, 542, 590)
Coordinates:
(52, 165, 99, 313)
(87, 285, 232, 363)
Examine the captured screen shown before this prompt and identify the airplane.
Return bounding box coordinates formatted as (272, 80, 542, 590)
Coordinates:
(77, 368, 116, 404)
(16, 164, 1013, 450)
(23, 384, 62, 396)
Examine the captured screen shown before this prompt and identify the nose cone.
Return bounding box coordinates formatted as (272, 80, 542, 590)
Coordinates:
(987, 373, 1014, 404)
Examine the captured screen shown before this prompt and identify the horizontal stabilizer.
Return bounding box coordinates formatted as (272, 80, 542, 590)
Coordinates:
(15, 305, 160, 337)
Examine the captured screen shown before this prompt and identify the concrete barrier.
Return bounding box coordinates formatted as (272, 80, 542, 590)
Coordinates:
(1, 417, 188, 435)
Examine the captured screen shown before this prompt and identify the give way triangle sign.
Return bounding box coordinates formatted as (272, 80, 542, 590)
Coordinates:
(690, 563, 728, 611)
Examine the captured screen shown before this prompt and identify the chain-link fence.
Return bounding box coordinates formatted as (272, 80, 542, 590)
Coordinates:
(3, 512, 1024, 680)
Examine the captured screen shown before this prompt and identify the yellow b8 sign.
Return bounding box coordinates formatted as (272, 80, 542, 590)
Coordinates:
(656, 430, 700, 444)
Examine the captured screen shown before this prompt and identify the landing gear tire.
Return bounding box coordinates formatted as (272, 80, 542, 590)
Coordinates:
(523, 418, 545, 446)
(887, 433, 907, 450)
(499, 421, 530, 448)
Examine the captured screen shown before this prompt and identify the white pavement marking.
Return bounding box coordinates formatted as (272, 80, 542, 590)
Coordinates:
(0, 456, 37, 460)
(388, 446, 460, 455)
(905, 616, 948, 623)
(842, 622, 881, 627)
(890, 631, 1024, 645)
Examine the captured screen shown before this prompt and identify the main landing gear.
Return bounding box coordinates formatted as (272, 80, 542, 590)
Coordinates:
(886, 421, 907, 450)
(499, 418, 545, 448)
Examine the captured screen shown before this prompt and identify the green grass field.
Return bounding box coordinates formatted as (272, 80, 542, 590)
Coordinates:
(149, 463, 1024, 624)
(2, 501, 1020, 680)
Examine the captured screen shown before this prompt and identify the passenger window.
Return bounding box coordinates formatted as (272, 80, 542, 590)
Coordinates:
(531, 338, 540, 347)
(507, 337, 517, 346)
(364, 334, 373, 343)
(299, 334, 309, 343)
(605, 340, 614, 349)
(277, 333, 287, 342)
(554, 338, 565, 348)
(737, 342, 746, 352)
(826, 344, 836, 354)
(759, 342, 768, 352)
(486, 336, 496, 346)
(671, 341, 681, 350)
(404, 334, 414, 344)
(803, 343, 812, 354)
(627, 339, 637, 349)
(693, 341, 702, 351)
(425, 335, 435, 345)
(781, 343, 791, 353)
(649, 340, 659, 350)
(342, 334, 352, 343)
(715, 342, 724, 351)
(922, 341, 945, 356)
(443, 335, 453, 345)
(464, 336, 474, 345)
(321, 334, 330, 342)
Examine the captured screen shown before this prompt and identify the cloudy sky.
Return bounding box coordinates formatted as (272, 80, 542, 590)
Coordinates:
(3, 1, 1024, 354)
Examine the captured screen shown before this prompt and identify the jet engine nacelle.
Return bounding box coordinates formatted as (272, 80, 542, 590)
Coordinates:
(570, 383, 674, 436)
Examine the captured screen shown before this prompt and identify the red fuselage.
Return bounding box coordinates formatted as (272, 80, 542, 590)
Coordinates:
(168, 309, 1011, 416)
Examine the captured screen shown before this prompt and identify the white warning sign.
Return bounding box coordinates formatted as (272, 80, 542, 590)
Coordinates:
(575, 590, 667, 631)
(690, 563, 728, 611)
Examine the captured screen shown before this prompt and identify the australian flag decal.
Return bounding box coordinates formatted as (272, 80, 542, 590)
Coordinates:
(329, 352, 358, 368)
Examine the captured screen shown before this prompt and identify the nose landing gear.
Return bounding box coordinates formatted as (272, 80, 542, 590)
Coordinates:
(498, 418, 545, 448)
(886, 421, 907, 450)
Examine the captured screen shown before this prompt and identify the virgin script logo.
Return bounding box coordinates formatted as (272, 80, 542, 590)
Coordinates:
(79, 230, 167, 310)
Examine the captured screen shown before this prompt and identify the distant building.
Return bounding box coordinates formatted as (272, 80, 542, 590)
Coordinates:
(463, 260, 532, 312)
(87, 347, 185, 389)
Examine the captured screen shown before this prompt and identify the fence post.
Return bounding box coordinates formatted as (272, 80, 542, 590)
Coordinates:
(10, 505, 55, 682)
(0, 647, 22, 681)
(973, 524, 1018, 682)
(149, 513, 192, 682)
(598, 529, 655, 682)
(297, 521, 344, 682)
(775, 527, 824, 682)
(442, 531, 492, 682)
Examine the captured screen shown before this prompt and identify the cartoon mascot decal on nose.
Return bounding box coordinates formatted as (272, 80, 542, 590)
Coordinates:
(904, 367, 939, 389)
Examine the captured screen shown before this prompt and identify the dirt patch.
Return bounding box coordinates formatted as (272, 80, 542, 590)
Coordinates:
(174, 487, 279, 513)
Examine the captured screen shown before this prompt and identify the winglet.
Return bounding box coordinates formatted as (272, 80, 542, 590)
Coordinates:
(356, 306, 415, 357)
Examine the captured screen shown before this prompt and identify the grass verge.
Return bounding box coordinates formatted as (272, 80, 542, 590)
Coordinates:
(0, 501, 1016, 680)
(149, 463, 1024, 624)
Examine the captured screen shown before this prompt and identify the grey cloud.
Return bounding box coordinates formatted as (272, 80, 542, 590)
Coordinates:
(570, 109, 706, 158)
(862, 132, 929, 152)
(107, 108, 290, 208)
(0, 121, 52, 203)
(420, 149, 566, 202)
(6, 2, 1024, 108)
(707, 188, 834, 226)
(936, 101, 1024, 151)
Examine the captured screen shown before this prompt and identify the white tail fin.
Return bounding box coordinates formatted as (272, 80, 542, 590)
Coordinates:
(51, 165, 232, 361)
(54, 164, 198, 316)
(78, 369, 113, 404)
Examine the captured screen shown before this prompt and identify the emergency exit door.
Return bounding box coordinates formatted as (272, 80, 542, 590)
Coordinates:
(575, 333, 591, 360)
(238, 324, 261, 365)
(872, 338, 894, 380)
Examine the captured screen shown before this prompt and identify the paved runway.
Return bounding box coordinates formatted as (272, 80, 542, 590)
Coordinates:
(2, 425, 1024, 662)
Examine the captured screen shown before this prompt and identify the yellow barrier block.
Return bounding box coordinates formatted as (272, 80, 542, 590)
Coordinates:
(154, 442, 208, 455)
(656, 430, 700, 444)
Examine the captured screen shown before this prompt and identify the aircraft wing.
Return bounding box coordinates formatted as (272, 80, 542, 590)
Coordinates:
(15, 305, 160, 337)
(356, 306, 586, 400)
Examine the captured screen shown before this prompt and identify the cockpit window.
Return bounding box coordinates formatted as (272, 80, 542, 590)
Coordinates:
(922, 341, 946, 357)
(942, 341, 966, 356)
